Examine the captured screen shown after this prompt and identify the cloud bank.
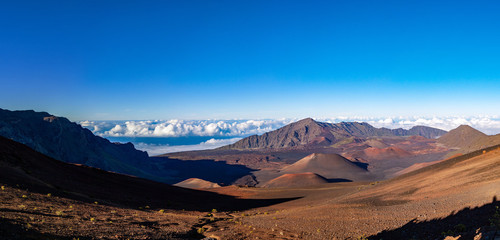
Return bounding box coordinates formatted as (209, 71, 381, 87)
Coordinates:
(80, 119, 296, 137)
(135, 137, 242, 156)
(80, 116, 500, 138)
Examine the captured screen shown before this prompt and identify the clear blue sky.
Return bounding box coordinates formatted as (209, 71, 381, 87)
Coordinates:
(2, 0, 500, 120)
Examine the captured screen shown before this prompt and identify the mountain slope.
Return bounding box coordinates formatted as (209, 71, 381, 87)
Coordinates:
(280, 153, 374, 181)
(221, 118, 447, 150)
(438, 125, 487, 149)
(0, 135, 294, 212)
(0, 108, 156, 180)
(438, 125, 500, 153)
(174, 178, 221, 189)
(360, 146, 412, 160)
(220, 118, 337, 149)
(353, 144, 500, 202)
(262, 172, 329, 188)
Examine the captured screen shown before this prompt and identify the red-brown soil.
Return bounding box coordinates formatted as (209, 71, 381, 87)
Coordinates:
(174, 178, 221, 189)
(280, 153, 373, 181)
(2, 136, 500, 239)
(361, 146, 412, 160)
(262, 172, 329, 188)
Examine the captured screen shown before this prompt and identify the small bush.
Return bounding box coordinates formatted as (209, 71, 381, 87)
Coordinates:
(454, 223, 466, 232)
(356, 235, 368, 240)
(490, 206, 500, 227)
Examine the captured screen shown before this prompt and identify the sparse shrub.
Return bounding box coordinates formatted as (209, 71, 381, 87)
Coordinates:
(197, 227, 205, 234)
(1, 186, 5, 190)
(22, 195, 27, 198)
(47, 193, 52, 197)
(490, 206, 500, 227)
(212, 208, 217, 213)
(454, 223, 466, 232)
(94, 201, 98, 205)
(356, 234, 368, 240)
(55, 210, 64, 216)
(441, 230, 455, 236)
(90, 217, 95, 222)
(158, 209, 164, 213)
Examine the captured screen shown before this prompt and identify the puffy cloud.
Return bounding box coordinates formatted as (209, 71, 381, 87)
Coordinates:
(80, 116, 500, 138)
(364, 116, 500, 134)
(79, 119, 296, 137)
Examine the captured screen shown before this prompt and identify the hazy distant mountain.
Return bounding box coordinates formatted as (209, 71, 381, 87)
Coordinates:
(0, 108, 157, 179)
(222, 118, 447, 149)
(438, 125, 500, 153)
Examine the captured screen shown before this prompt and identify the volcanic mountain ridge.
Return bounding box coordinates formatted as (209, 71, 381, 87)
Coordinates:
(222, 118, 447, 150)
(0, 108, 156, 180)
(438, 124, 500, 153)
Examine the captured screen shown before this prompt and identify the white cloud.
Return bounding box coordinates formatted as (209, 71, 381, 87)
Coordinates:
(363, 116, 500, 135)
(81, 119, 296, 137)
(79, 116, 500, 138)
(135, 137, 242, 156)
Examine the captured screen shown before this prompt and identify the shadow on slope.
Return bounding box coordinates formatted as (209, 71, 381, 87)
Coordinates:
(0, 136, 300, 212)
(0, 217, 79, 240)
(151, 157, 256, 185)
(327, 178, 353, 183)
(370, 197, 500, 240)
(0, 215, 207, 240)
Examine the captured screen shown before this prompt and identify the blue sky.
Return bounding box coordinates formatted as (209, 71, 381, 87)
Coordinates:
(2, 0, 500, 120)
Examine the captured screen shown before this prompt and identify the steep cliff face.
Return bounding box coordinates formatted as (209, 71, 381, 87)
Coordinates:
(0, 109, 153, 178)
(221, 118, 447, 150)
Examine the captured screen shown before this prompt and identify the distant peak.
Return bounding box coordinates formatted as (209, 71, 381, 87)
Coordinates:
(453, 125, 485, 134)
(297, 117, 316, 123)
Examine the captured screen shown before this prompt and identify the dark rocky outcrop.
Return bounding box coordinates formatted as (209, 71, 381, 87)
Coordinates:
(0, 108, 156, 179)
